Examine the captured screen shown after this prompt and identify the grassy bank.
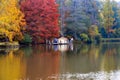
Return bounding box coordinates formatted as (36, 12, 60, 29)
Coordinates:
(73, 38, 120, 44)
(101, 38, 120, 42)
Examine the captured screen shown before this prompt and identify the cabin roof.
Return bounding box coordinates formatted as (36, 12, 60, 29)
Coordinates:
(58, 37, 68, 40)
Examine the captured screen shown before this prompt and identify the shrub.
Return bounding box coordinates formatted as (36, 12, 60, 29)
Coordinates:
(80, 33, 89, 42)
(20, 33, 32, 45)
(95, 34, 101, 43)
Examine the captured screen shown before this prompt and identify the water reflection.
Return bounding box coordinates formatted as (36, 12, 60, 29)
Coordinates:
(0, 49, 26, 80)
(1, 43, 120, 80)
(48, 71, 120, 80)
(51, 44, 73, 52)
(26, 45, 61, 80)
(58, 44, 73, 52)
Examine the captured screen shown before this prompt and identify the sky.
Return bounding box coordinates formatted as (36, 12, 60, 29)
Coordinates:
(115, 0, 120, 2)
(101, 0, 120, 2)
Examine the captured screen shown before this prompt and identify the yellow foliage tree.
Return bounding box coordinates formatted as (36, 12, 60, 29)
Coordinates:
(0, 0, 26, 42)
(88, 25, 100, 37)
(102, 0, 114, 33)
(88, 25, 101, 42)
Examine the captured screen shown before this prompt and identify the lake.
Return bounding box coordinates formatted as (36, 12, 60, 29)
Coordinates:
(0, 43, 120, 80)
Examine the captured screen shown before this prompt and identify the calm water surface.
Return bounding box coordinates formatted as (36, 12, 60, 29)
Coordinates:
(0, 43, 120, 80)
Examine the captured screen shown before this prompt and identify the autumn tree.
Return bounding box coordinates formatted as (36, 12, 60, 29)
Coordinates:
(112, 0, 120, 28)
(21, 0, 60, 43)
(0, 0, 26, 42)
(102, 0, 114, 33)
(88, 25, 101, 42)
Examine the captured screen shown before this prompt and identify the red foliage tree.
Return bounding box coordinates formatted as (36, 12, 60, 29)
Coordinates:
(20, 0, 60, 43)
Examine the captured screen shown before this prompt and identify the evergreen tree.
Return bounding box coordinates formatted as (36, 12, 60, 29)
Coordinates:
(82, 0, 100, 25)
(64, 0, 90, 39)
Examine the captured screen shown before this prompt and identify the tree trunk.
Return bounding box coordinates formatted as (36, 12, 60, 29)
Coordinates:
(74, 32, 77, 40)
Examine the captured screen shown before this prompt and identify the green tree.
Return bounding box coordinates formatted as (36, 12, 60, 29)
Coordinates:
(80, 33, 89, 43)
(20, 33, 32, 45)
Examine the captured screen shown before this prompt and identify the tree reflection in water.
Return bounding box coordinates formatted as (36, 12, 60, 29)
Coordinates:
(26, 45, 61, 80)
(0, 43, 120, 80)
(0, 49, 26, 80)
(53, 43, 120, 80)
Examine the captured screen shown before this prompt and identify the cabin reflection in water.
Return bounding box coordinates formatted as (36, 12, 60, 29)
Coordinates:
(52, 44, 73, 52)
